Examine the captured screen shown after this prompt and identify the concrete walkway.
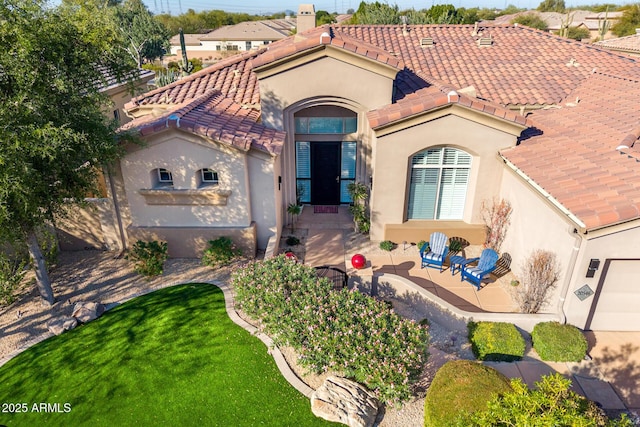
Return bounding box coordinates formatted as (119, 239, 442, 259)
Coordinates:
(295, 205, 640, 415)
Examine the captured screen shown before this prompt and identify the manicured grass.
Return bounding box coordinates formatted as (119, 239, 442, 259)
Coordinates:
(0, 284, 337, 426)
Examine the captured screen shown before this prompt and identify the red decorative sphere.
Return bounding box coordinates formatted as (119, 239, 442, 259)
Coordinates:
(351, 254, 366, 269)
(284, 251, 298, 262)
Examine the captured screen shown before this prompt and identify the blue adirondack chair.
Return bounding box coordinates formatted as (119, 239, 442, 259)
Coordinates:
(461, 248, 499, 290)
(420, 232, 449, 271)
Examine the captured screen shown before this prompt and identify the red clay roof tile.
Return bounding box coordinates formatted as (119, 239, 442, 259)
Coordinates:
(125, 24, 640, 229)
(122, 90, 284, 155)
(502, 72, 640, 230)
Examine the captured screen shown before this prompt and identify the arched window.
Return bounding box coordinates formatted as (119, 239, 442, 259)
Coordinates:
(151, 168, 173, 188)
(197, 168, 219, 187)
(407, 147, 471, 220)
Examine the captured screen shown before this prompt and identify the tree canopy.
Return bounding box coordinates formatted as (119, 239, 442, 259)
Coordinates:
(537, 0, 566, 13)
(611, 4, 640, 37)
(0, 0, 138, 303)
(116, 0, 170, 66)
(511, 13, 549, 31)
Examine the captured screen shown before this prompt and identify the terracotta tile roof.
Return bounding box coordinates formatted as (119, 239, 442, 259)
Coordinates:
(329, 24, 640, 107)
(125, 24, 640, 229)
(368, 83, 529, 129)
(126, 49, 263, 109)
(595, 33, 640, 55)
(251, 25, 405, 70)
(501, 72, 640, 230)
(122, 90, 285, 156)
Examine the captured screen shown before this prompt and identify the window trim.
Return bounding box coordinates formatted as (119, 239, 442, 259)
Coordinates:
(407, 147, 471, 220)
(198, 168, 219, 188)
(153, 168, 173, 188)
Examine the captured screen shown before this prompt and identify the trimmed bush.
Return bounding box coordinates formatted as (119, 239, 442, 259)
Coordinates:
(232, 255, 429, 404)
(201, 237, 242, 269)
(468, 321, 525, 362)
(424, 360, 512, 427)
(532, 321, 587, 362)
(379, 240, 394, 251)
(126, 240, 168, 278)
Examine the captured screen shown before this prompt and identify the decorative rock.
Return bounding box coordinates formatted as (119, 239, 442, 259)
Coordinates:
(47, 316, 78, 335)
(311, 376, 379, 427)
(72, 301, 105, 323)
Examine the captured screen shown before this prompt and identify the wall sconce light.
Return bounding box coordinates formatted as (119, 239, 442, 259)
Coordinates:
(278, 176, 281, 190)
(586, 259, 600, 278)
(369, 175, 373, 188)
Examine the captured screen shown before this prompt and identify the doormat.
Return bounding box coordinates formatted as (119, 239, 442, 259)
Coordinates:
(314, 205, 339, 214)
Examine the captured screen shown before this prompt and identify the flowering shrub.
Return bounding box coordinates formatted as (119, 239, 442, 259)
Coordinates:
(232, 255, 429, 404)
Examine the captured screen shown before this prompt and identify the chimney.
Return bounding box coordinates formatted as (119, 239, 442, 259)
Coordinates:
(297, 4, 316, 34)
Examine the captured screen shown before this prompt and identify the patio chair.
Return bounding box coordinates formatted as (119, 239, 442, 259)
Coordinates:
(420, 232, 449, 271)
(461, 248, 499, 290)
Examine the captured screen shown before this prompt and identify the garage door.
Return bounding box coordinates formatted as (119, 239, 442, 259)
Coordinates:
(588, 260, 640, 331)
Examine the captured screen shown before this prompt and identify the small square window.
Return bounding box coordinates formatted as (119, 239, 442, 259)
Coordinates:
(201, 168, 218, 184)
(158, 168, 173, 183)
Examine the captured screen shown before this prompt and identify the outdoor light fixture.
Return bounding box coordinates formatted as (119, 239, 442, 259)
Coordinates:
(586, 259, 600, 278)
(278, 175, 281, 190)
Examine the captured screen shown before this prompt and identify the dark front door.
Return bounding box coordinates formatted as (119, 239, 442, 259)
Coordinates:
(311, 142, 341, 205)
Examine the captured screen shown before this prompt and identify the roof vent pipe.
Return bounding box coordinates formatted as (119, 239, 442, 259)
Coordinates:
(319, 32, 331, 44)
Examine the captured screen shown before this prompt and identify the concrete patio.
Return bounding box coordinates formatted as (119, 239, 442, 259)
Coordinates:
(294, 205, 518, 314)
(286, 205, 640, 416)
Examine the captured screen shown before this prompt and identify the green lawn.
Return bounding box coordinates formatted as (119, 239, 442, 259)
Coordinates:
(0, 283, 336, 426)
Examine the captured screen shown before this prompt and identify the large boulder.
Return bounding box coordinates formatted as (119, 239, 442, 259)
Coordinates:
(47, 316, 78, 335)
(72, 301, 105, 323)
(311, 376, 379, 427)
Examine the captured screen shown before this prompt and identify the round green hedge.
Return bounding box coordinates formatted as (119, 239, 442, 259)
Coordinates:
(424, 360, 512, 427)
(468, 321, 526, 362)
(532, 321, 588, 362)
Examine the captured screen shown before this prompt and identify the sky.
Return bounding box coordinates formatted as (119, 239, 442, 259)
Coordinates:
(142, 0, 634, 16)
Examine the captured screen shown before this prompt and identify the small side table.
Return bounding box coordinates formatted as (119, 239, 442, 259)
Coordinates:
(449, 255, 470, 276)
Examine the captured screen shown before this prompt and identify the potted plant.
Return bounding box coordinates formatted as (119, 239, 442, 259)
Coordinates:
(287, 203, 302, 232)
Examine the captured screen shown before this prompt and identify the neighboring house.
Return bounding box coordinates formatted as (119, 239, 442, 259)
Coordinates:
(106, 22, 640, 332)
(594, 29, 640, 56)
(493, 10, 621, 40)
(168, 18, 296, 59)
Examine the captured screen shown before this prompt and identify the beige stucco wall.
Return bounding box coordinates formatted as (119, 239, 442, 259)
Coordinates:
(127, 223, 257, 258)
(563, 223, 640, 329)
(370, 111, 520, 242)
(105, 77, 153, 126)
(117, 129, 277, 256)
(121, 131, 251, 228)
(247, 149, 279, 250)
(256, 53, 391, 213)
(56, 199, 119, 251)
(499, 168, 580, 314)
(257, 55, 395, 131)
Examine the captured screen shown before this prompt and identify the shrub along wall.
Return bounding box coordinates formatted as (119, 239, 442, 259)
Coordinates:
(232, 255, 429, 404)
(532, 321, 587, 362)
(468, 321, 525, 362)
